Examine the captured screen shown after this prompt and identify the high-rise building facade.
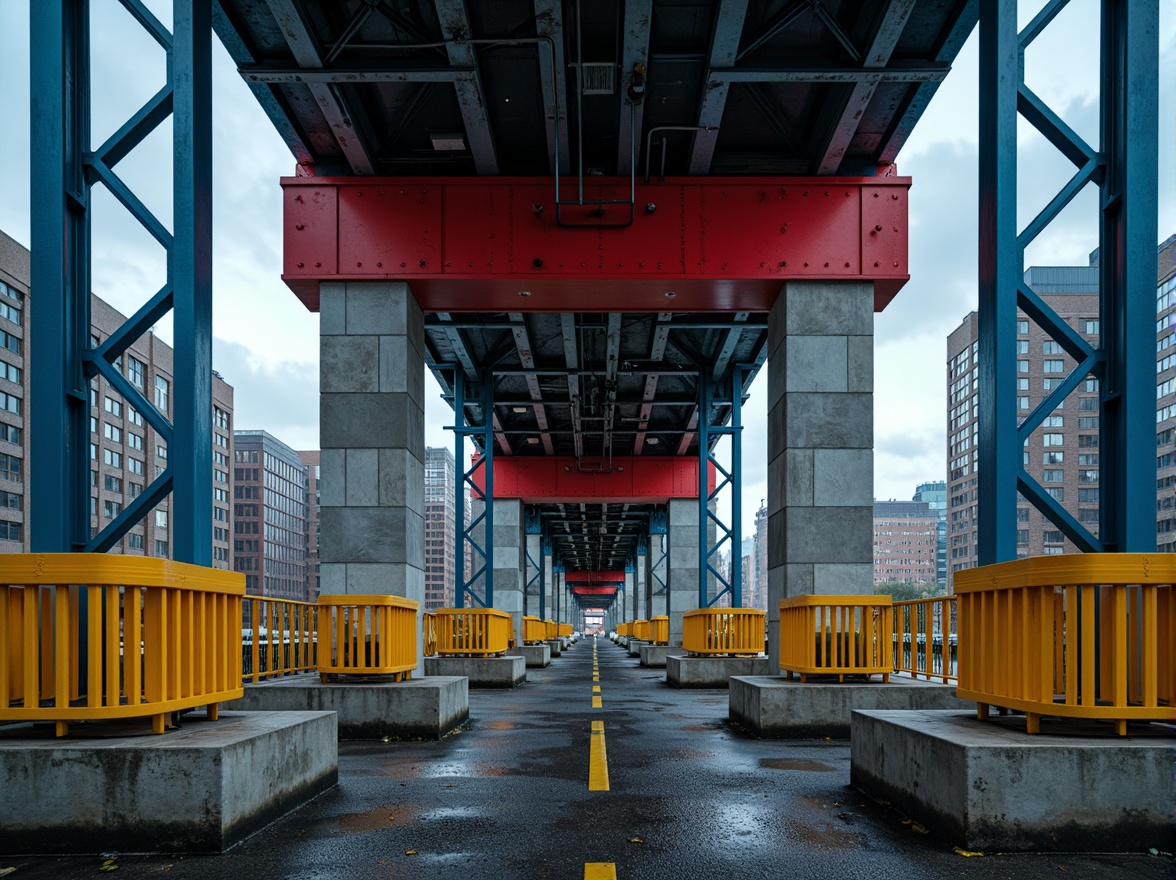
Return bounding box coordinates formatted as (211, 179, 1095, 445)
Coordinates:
(753, 501, 768, 611)
(0, 229, 233, 565)
(873, 500, 939, 588)
(424, 447, 457, 609)
(912, 480, 947, 586)
(298, 450, 321, 601)
(234, 430, 309, 602)
(946, 239, 1176, 587)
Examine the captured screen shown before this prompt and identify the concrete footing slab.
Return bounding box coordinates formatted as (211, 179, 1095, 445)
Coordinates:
(638, 644, 684, 667)
(667, 655, 770, 687)
(547, 639, 562, 657)
(851, 709, 1175, 852)
(508, 644, 551, 668)
(425, 655, 526, 688)
(627, 639, 647, 657)
(0, 710, 337, 854)
(228, 676, 468, 740)
(730, 675, 972, 738)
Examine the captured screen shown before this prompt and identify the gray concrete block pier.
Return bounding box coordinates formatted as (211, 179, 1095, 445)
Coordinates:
(0, 711, 337, 854)
(425, 655, 526, 688)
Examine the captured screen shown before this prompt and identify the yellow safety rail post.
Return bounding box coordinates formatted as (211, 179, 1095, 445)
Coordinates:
(423, 612, 437, 657)
(955, 554, 1175, 736)
(892, 596, 957, 684)
(428, 608, 512, 655)
(558, 623, 573, 638)
(633, 619, 651, 641)
(0, 554, 243, 737)
(317, 595, 418, 681)
(522, 615, 546, 645)
(778, 596, 893, 682)
(244, 597, 318, 684)
(651, 616, 669, 645)
(682, 608, 766, 655)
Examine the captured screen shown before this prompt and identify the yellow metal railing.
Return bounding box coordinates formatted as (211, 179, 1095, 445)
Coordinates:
(428, 608, 512, 655)
(558, 623, 573, 638)
(893, 596, 957, 684)
(778, 596, 893, 681)
(244, 597, 318, 684)
(683, 608, 765, 655)
(633, 619, 651, 641)
(0, 554, 244, 736)
(318, 595, 418, 681)
(651, 616, 669, 645)
(955, 554, 1175, 736)
(544, 619, 558, 640)
(522, 615, 547, 645)
(616, 622, 632, 637)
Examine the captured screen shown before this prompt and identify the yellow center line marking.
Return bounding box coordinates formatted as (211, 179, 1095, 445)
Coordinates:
(593, 675, 599, 682)
(592, 695, 602, 708)
(588, 720, 609, 791)
(592, 685, 601, 693)
(585, 863, 617, 880)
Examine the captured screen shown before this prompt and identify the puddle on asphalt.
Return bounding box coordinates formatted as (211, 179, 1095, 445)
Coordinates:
(337, 803, 417, 833)
(482, 719, 517, 731)
(759, 758, 836, 772)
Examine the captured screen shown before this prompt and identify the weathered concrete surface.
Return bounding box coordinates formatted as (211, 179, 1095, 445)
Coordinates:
(508, 644, 552, 668)
(851, 710, 1176, 852)
(639, 644, 685, 668)
(730, 675, 972, 738)
(228, 676, 468, 739)
(547, 639, 563, 657)
(0, 711, 337, 854)
(667, 655, 770, 688)
(628, 639, 648, 657)
(425, 656, 526, 688)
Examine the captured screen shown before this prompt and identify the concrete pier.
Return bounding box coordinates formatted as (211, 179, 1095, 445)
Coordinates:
(851, 710, 1175, 852)
(228, 676, 468, 739)
(424, 655, 526, 688)
(627, 638, 647, 657)
(0, 711, 337, 854)
(547, 638, 563, 657)
(729, 675, 971, 738)
(638, 644, 684, 667)
(667, 655, 770, 687)
(508, 644, 552, 668)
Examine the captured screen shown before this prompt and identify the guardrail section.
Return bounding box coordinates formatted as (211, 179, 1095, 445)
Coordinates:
(318, 595, 418, 680)
(616, 622, 632, 638)
(544, 619, 558, 640)
(651, 616, 669, 645)
(633, 619, 651, 641)
(683, 608, 766, 655)
(893, 596, 957, 683)
(427, 608, 512, 655)
(778, 596, 893, 682)
(0, 554, 244, 736)
(243, 597, 318, 683)
(522, 615, 546, 645)
(955, 554, 1174, 735)
(558, 623, 573, 638)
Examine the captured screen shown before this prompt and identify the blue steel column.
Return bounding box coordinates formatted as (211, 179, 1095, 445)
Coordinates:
(171, 0, 213, 565)
(976, 0, 1020, 566)
(698, 371, 743, 606)
(30, 0, 90, 552)
(451, 370, 495, 607)
(1100, 0, 1157, 551)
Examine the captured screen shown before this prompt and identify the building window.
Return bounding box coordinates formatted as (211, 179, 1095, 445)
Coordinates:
(1044, 451, 1064, 464)
(103, 449, 121, 468)
(1045, 487, 1064, 501)
(129, 357, 145, 389)
(0, 424, 19, 444)
(154, 375, 169, 412)
(127, 406, 143, 426)
(1084, 320, 1099, 335)
(1, 363, 20, 384)
(103, 475, 122, 493)
(155, 510, 168, 529)
(1042, 341, 1064, 355)
(128, 533, 144, 549)
(0, 330, 21, 355)
(103, 423, 121, 443)
(0, 519, 22, 542)
(1042, 469, 1064, 483)
(128, 432, 143, 450)
(103, 499, 122, 519)
(1043, 360, 1064, 374)
(1017, 320, 1029, 335)
(1043, 433, 1064, 447)
(1079, 469, 1099, 483)
(1017, 359, 1029, 373)
(1078, 417, 1098, 430)
(127, 457, 143, 475)
(155, 540, 168, 558)
(103, 396, 122, 417)
(0, 392, 21, 415)
(1044, 415, 1063, 428)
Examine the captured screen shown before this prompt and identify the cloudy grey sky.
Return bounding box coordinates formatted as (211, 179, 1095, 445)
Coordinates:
(0, 1, 1172, 529)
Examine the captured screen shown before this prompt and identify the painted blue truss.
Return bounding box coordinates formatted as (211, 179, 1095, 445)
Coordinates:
(698, 369, 743, 607)
(977, 0, 1157, 562)
(30, 0, 213, 563)
(448, 368, 495, 607)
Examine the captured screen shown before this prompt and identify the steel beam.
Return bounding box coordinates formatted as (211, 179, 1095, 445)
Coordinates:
(482, 456, 710, 503)
(534, 0, 571, 175)
(617, 0, 654, 176)
(434, 0, 499, 175)
(509, 313, 554, 454)
(688, 0, 751, 174)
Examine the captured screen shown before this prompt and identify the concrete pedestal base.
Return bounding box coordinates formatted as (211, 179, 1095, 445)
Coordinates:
(547, 639, 562, 657)
(425, 656, 526, 688)
(627, 639, 647, 657)
(851, 710, 1175, 852)
(0, 711, 337, 854)
(228, 676, 468, 739)
(667, 655, 770, 687)
(638, 644, 684, 667)
(560, 637, 571, 649)
(730, 675, 972, 738)
(507, 644, 551, 668)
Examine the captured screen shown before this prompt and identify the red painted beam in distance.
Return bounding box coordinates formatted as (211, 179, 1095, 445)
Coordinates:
(565, 570, 626, 586)
(282, 175, 909, 313)
(471, 456, 714, 504)
(570, 586, 620, 596)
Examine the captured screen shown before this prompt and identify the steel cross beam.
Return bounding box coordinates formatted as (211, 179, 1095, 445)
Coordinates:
(31, 0, 213, 564)
(434, 0, 499, 174)
(977, 0, 1157, 561)
(633, 314, 672, 453)
(688, 0, 751, 175)
(534, 0, 571, 175)
(509, 313, 555, 454)
(617, 0, 654, 176)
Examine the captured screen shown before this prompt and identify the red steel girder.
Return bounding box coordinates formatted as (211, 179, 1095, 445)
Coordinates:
(283, 175, 910, 312)
(570, 586, 620, 597)
(472, 456, 713, 504)
(566, 570, 626, 586)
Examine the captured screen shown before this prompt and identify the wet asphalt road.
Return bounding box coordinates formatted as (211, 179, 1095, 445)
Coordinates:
(3, 637, 1168, 880)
